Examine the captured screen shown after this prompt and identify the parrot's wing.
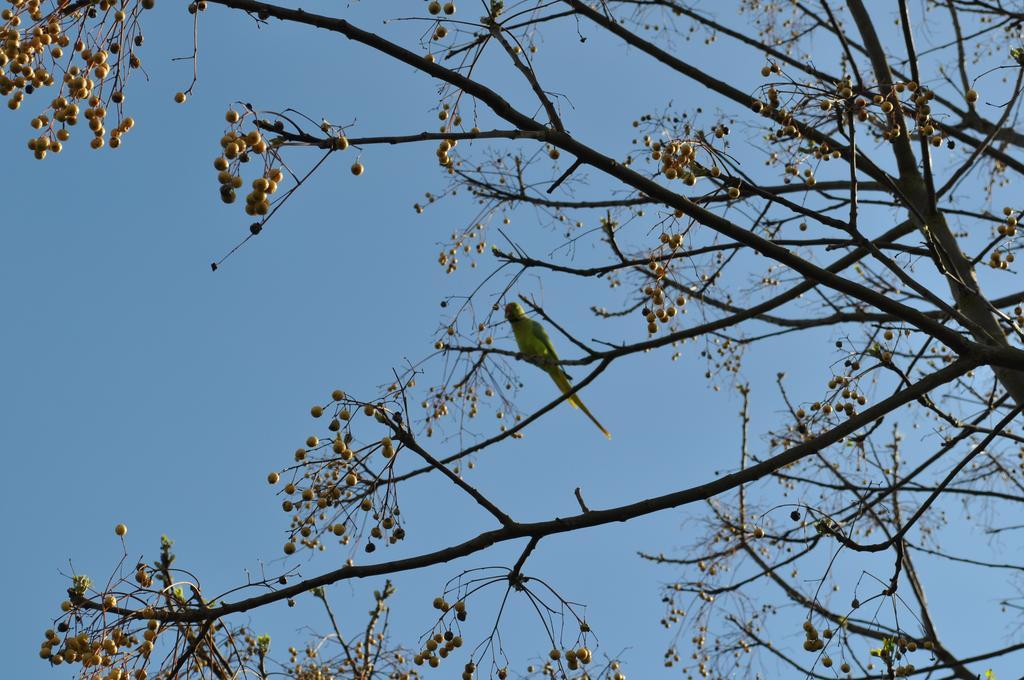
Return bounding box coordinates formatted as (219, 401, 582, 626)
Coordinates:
(530, 319, 564, 370)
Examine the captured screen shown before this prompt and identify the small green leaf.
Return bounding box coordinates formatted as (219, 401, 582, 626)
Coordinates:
(70, 574, 92, 596)
(257, 634, 271, 655)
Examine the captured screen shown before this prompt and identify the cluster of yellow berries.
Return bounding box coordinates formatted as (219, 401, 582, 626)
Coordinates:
(434, 105, 464, 145)
(285, 642, 334, 679)
(641, 283, 685, 335)
(437, 223, 487, 273)
(986, 249, 1015, 270)
(693, 335, 743, 380)
(548, 644, 595, 671)
(436, 135, 459, 167)
(287, 661, 335, 679)
(413, 627, 465, 670)
(420, 337, 524, 432)
(423, 387, 451, 421)
(432, 594, 468, 617)
(630, 111, 729, 166)
(39, 619, 158, 678)
(244, 171, 282, 214)
(420, 378, 515, 440)
(800, 619, 830, 654)
(213, 115, 284, 213)
(815, 76, 953, 148)
(525, 653, 606, 678)
(998, 206, 1019, 236)
(413, 596, 473, 670)
(658, 596, 687, 629)
(696, 558, 728, 577)
(901, 81, 952, 147)
(134, 563, 154, 588)
(809, 373, 867, 419)
(2, 18, 61, 112)
(648, 137, 719, 185)
(658, 230, 685, 251)
(868, 635, 932, 677)
(808, 139, 843, 162)
(528, 656, 614, 680)
(25, 130, 57, 156)
(680, 625, 715, 675)
(780, 158, 817, 186)
(751, 85, 804, 141)
(2, 0, 148, 157)
(273, 390, 407, 556)
(988, 207, 1020, 269)
(751, 69, 953, 185)
(242, 632, 270, 658)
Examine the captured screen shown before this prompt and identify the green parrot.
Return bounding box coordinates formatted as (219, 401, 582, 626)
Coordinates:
(505, 302, 611, 439)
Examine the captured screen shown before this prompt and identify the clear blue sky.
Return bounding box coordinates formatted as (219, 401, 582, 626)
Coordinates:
(3, 2, 1023, 678)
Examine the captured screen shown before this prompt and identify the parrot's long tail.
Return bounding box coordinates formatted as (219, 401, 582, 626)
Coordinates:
(549, 368, 612, 439)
